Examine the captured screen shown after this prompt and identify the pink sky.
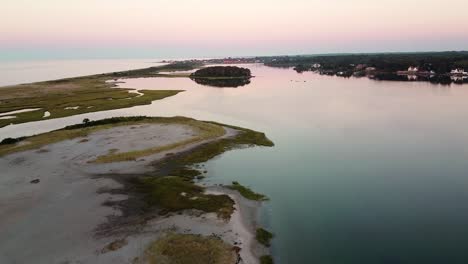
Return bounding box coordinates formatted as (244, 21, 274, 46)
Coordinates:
(1, 0, 468, 59)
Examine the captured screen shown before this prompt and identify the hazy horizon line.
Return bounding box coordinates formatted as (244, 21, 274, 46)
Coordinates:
(2, 49, 468, 62)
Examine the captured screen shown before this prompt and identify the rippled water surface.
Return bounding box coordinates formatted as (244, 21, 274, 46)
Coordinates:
(3, 63, 468, 263)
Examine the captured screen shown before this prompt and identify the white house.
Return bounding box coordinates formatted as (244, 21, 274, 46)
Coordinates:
(451, 68, 467, 75)
(408, 66, 419, 72)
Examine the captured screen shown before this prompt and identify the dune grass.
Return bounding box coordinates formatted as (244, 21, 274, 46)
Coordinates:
(136, 176, 234, 219)
(227, 181, 269, 201)
(139, 233, 237, 264)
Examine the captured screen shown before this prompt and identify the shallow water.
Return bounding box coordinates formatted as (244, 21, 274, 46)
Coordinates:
(3, 63, 468, 263)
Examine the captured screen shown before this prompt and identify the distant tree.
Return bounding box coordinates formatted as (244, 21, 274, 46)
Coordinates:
(83, 118, 90, 124)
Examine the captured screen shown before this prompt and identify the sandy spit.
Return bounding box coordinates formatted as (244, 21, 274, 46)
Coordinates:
(0, 123, 266, 264)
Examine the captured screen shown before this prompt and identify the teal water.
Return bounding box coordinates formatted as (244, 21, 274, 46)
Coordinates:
(3, 63, 468, 263)
(116, 65, 468, 263)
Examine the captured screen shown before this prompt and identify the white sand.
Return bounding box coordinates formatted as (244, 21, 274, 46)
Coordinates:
(0, 108, 41, 116)
(0, 116, 16, 120)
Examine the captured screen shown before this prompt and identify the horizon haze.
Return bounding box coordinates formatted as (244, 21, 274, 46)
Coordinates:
(2, 0, 468, 60)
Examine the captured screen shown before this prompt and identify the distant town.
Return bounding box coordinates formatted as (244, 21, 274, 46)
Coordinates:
(170, 51, 468, 84)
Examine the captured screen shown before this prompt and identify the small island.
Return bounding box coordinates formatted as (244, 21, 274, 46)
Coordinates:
(190, 66, 252, 87)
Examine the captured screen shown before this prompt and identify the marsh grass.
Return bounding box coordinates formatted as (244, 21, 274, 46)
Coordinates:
(173, 124, 274, 166)
(140, 233, 237, 264)
(227, 181, 269, 201)
(0, 62, 199, 128)
(136, 176, 234, 219)
(260, 255, 274, 264)
(256, 228, 274, 247)
(168, 167, 202, 179)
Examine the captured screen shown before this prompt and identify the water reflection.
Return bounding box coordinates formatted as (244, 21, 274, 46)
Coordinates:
(190, 76, 251, 88)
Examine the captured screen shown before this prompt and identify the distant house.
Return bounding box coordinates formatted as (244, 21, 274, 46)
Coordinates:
(365, 67, 376, 72)
(450, 68, 467, 76)
(397, 66, 421, 76)
(312, 63, 321, 69)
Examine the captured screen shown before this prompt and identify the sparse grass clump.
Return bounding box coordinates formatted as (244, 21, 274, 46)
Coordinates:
(227, 181, 269, 201)
(101, 239, 128, 254)
(256, 228, 274, 247)
(139, 233, 237, 264)
(169, 167, 202, 179)
(136, 176, 234, 219)
(260, 255, 274, 264)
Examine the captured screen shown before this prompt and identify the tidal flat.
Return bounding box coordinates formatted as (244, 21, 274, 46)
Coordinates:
(0, 116, 273, 264)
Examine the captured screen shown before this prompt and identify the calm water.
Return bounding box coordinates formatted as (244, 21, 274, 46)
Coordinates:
(3, 63, 468, 263)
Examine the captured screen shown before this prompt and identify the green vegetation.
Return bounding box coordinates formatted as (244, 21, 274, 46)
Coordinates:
(62, 116, 152, 130)
(256, 228, 274, 247)
(169, 167, 202, 180)
(262, 51, 468, 72)
(227, 181, 268, 201)
(139, 233, 237, 264)
(136, 176, 234, 219)
(0, 137, 27, 145)
(0, 62, 200, 128)
(260, 255, 274, 264)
